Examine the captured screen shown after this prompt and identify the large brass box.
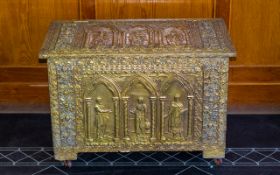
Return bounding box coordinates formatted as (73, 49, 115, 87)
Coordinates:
(39, 19, 236, 161)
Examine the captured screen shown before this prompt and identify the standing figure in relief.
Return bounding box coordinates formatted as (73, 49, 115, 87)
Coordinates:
(95, 97, 112, 139)
(130, 97, 148, 135)
(169, 94, 184, 138)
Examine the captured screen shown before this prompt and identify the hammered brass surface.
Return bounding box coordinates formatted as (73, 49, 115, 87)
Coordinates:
(82, 72, 199, 145)
(40, 19, 236, 160)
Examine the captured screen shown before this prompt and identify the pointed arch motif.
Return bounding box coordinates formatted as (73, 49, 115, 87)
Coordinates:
(122, 74, 157, 96)
(121, 74, 158, 142)
(160, 75, 194, 95)
(83, 75, 121, 144)
(91, 75, 121, 98)
(160, 74, 196, 141)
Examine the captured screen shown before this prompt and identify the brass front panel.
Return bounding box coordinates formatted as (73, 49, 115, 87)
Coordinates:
(68, 55, 205, 151)
(82, 72, 200, 147)
(47, 54, 230, 159)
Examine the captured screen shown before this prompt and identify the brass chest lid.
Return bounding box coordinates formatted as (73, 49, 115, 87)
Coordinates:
(39, 19, 236, 59)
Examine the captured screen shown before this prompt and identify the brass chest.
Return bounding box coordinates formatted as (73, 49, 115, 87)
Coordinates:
(39, 19, 236, 161)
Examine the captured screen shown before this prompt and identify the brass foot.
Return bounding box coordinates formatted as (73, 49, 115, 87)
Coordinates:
(63, 160, 72, 168)
(203, 148, 225, 159)
(214, 158, 223, 166)
(54, 148, 78, 161)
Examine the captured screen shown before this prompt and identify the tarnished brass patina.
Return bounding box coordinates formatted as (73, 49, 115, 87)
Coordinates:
(39, 19, 236, 161)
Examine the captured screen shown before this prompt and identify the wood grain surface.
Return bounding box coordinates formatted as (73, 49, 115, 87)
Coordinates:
(0, 0, 279, 113)
(226, 0, 280, 113)
(215, 0, 231, 27)
(228, 85, 280, 114)
(0, 82, 49, 113)
(229, 0, 280, 65)
(0, 0, 79, 66)
(94, 0, 215, 19)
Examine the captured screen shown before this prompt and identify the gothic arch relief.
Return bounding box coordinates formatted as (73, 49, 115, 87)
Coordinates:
(92, 76, 121, 97)
(121, 74, 158, 143)
(83, 76, 121, 145)
(160, 76, 195, 141)
(122, 74, 157, 96)
(81, 73, 203, 145)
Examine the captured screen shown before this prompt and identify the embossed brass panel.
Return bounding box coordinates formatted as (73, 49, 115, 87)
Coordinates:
(40, 19, 236, 160)
(82, 72, 201, 145)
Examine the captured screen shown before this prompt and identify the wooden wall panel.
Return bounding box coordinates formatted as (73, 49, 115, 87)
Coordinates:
(94, 0, 215, 19)
(229, 0, 280, 65)
(228, 85, 280, 114)
(80, 0, 96, 19)
(0, 0, 79, 113)
(0, 0, 79, 66)
(0, 67, 48, 83)
(0, 82, 49, 113)
(215, 0, 231, 27)
(225, 0, 280, 113)
(229, 66, 280, 84)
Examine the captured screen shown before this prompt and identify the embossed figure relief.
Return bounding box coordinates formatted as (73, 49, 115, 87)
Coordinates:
(83, 73, 198, 145)
(161, 77, 194, 142)
(161, 27, 187, 46)
(168, 94, 184, 138)
(85, 27, 114, 48)
(123, 75, 157, 143)
(84, 76, 121, 145)
(81, 25, 189, 48)
(125, 27, 150, 46)
(95, 97, 113, 139)
(130, 97, 149, 134)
